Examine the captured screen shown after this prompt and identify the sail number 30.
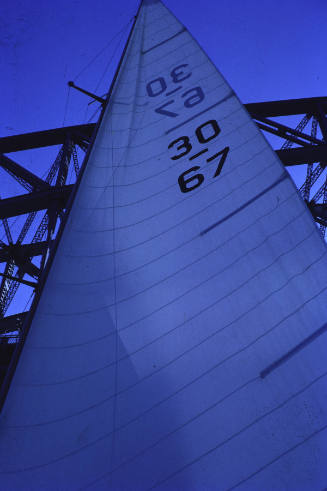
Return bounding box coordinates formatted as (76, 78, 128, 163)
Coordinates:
(168, 120, 229, 193)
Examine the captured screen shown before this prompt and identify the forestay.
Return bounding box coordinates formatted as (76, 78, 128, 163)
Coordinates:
(1, 0, 326, 489)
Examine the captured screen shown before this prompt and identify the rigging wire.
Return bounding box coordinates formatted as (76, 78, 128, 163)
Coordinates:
(94, 23, 130, 95)
(0, 12, 136, 291)
(73, 19, 133, 83)
(23, 290, 35, 313)
(62, 84, 71, 127)
(83, 20, 132, 123)
(87, 106, 102, 123)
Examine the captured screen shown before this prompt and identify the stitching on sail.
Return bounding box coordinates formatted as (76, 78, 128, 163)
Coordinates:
(89, 102, 242, 170)
(166, 92, 234, 135)
(148, 386, 327, 490)
(200, 174, 288, 235)
(6, 370, 327, 479)
(32, 190, 303, 300)
(27, 192, 305, 353)
(260, 322, 327, 378)
(8, 280, 327, 427)
(228, 423, 327, 490)
(19, 227, 320, 390)
(112, 44, 208, 87)
(142, 28, 186, 54)
(93, 80, 233, 150)
(72, 138, 271, 234)
(22, 231, 323, 371)
(81, 124, 263, 200)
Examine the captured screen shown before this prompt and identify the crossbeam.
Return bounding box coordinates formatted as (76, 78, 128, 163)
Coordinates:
(0, 242, 49, 263)
(245, 96, 327, 118)
(0, 125, 94, 153)
(0, 96, 326, 155)
(308, 203, 327, 221)
(0, 272, 37, 288)
(0, 154, 49, 191)
(0, 185, 73, 220)
(253, 115, 322, 146)
(0, 313, 27, 334)
(0, 253, 40, 279)
(277, 146, 327, 166)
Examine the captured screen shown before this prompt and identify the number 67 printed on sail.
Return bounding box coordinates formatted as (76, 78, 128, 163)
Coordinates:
(167, 119, 230, 193)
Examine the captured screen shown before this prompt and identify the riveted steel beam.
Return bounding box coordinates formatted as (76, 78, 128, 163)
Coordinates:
(0, 185, 73, 220)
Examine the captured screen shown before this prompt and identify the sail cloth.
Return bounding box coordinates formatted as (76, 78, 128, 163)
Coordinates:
(1, 0, 327, 488)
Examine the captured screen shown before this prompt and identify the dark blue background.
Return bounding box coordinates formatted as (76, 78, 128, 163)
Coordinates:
(1, 0, 326, 313)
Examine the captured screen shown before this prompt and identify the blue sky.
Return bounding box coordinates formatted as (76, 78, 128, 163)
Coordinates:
(1, 0, 326, 136)
(1, 0, 326, 314)
(1, 0, 326, 188)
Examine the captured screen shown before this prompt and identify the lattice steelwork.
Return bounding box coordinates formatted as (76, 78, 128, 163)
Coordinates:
(0, 96, 326, 397)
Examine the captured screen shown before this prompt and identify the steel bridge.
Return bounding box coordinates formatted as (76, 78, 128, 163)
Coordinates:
(1, 95, 327, 397)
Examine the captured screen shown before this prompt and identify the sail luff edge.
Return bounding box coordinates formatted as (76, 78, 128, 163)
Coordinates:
(0, 0, 144, 413)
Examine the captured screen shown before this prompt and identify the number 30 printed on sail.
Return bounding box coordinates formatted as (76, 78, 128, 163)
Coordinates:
(168, 119, 229, 193)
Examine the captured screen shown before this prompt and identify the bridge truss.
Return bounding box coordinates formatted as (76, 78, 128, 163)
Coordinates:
(1, 95, 327, 399)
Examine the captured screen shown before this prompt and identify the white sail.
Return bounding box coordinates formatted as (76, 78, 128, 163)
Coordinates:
(1, 0, 327, 489)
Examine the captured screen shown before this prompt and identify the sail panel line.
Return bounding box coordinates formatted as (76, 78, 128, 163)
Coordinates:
(200, 173, 288, 235)
(142, 27, 186, 54)
(0, 0, 326, 489)
(10, 246, 327, 391)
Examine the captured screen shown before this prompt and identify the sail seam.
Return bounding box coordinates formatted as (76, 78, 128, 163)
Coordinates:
(71, 145, 273, 234)
(79, 127, 262, 207)
(62, 145, 270, 259)
(110, 52, 212, 89)
(55, 165, 292, 291)
(2, 0, 327, 486)
(96, 78, 228, 143)
(227, 424, 327, 490)
(110, 118, 119, 474)
(84, 377, 259, 487)
(142, 28, 186, 54)
(36, 184, 308, 319)
(86, 95, 238, 163)
(102, 74, 224, 131)
(3, 371, 327, 476)
(35, 218, 320, 319)
(80, 111, 253, 188)
(147, 387, 327, 490)
(166, 92, 234, 135)
(200, 173, 288, 235)
(16, 229, 322, 389)
(6, 283, 327, 433)
(132, 37, 193, 70)
(260, 322, 327, 378)
(28, 193, 306, 346)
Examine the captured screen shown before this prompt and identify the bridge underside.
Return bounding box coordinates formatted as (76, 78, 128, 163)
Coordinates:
(0, 96, 327, 401)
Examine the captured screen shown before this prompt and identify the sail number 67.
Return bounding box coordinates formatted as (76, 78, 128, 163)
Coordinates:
(178, 147, 229, 193)
(168, 120, 230, 193)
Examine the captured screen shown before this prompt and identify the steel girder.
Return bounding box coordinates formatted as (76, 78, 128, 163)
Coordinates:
(0, 95, 327, 322)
